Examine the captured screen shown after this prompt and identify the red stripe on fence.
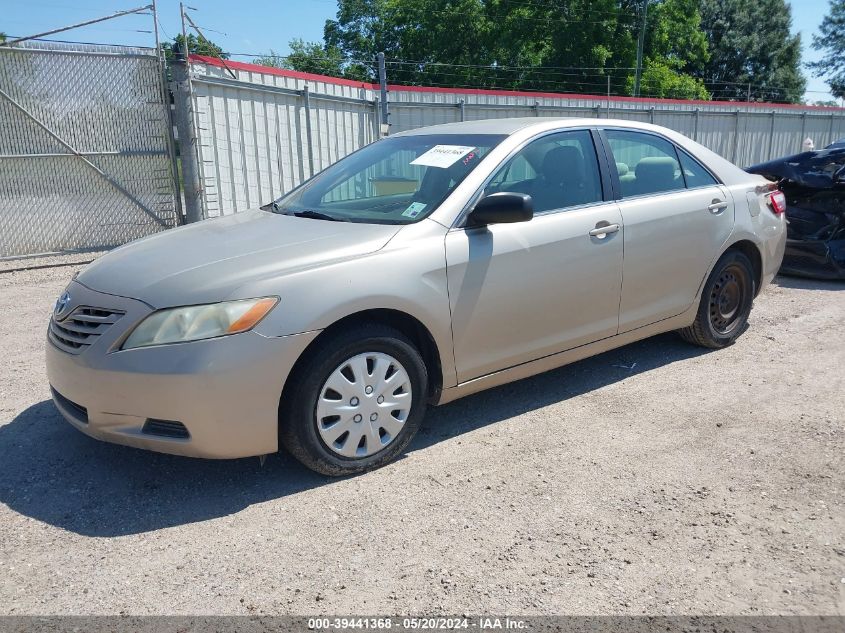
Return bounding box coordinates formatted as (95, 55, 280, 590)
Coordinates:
(190, 54, 376, 89)
(189, 55, 845, 112)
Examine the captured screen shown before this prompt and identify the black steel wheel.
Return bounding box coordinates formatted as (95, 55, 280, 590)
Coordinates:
(678, 250, 755, 349)
(708, 263, 748, 335)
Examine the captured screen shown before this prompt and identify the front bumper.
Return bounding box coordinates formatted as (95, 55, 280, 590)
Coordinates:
(46, 281, 320, 458)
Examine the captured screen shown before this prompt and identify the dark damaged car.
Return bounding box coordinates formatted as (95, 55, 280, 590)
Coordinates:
(747, 149, 845, 280)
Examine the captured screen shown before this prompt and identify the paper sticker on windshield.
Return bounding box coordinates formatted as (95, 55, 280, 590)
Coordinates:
(402, 202, 427, 218)
(411, 145, 476, 168)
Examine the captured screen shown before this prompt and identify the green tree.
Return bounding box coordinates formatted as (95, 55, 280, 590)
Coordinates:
(307, 0, 798, 102)
(629, 0, 711, 99)
(323, 0, 641, 92)
(646, 0, 709, 72)
(161, 33, 228, 64)
(321, 0, 709, 96)
(324, 0, 500, 86)
(628, 61, 711, 99)
(256, 39, 370, 80)
(696, 0, 805, 102)
(523, 0, 638, 94)
(809, 0, 845, 99)
(253, 49, 285, 68)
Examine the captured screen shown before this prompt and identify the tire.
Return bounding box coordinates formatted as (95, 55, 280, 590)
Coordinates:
(279, 324, 428, 476)
(678, 250, 756, 349)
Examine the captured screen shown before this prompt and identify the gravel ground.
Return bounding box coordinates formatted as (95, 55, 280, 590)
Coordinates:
(0, 259, 842, 616)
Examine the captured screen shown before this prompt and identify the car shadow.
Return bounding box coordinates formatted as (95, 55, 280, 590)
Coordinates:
(0, 333, 707, 538)
(412, 333, 708, 451)
(773, 273, 845, 290)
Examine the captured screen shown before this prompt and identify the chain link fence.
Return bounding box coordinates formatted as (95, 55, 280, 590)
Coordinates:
(0, 41, 180, 258)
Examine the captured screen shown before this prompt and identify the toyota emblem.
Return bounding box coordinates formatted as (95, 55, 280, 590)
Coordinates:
(54, 291, 71, 318)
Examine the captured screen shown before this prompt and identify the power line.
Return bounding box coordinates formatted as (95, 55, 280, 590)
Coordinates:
(1, 4, 152, 47)
(1, 35, 154, 48)
(384, 60, 643, 70)
(218, 52, 812, 101)
(185, 43, 814, 99)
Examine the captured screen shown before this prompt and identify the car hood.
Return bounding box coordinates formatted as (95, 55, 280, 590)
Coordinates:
(746, 147, 845, 193)
(78, 210, 402, 307)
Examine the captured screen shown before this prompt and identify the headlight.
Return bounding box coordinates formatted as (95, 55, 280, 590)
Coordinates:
(122, 297, 278, 350)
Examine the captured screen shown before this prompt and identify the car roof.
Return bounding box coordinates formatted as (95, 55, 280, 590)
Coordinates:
(393, 117, 651, 137)
(394, 116, 759, 188)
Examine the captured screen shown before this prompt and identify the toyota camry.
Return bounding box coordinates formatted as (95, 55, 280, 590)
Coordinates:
(47, 118, 786, 475)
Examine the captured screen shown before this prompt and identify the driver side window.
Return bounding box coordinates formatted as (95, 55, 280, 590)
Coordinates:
(487, 154, 536, 191)
(485, 130, 603, 213)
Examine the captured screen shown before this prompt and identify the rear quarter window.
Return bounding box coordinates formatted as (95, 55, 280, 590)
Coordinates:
(678, 150, 719, 188)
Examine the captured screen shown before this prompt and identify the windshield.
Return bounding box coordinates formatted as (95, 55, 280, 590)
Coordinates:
(270, 134, 506, 224)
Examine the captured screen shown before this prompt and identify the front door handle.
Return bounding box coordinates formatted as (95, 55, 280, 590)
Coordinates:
(589, 223, 620, 238)
(708, 199, 729, 214)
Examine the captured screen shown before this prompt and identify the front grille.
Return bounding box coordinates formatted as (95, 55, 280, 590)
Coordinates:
(50, 387, 88, 424)
(142, 419, 190, 439)
(49, 306, 124, 354)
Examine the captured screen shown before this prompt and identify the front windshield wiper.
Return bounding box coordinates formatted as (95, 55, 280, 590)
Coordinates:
(265, 201, 346, 222)
(292, 210, 346, 222)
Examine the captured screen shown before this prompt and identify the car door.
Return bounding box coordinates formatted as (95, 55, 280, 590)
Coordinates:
(601, 129, 735, 333)
(445, 129, 624, 384)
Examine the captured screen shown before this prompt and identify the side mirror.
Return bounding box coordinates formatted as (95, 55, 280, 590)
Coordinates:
(467, 192, 534, 227)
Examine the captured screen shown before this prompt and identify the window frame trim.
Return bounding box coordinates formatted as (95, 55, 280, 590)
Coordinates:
(452, 126, 611, 229)
(597, 127, 724, 202)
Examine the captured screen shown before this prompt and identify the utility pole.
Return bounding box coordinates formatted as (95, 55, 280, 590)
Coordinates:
(377, 52, 389, 137)
(633, 0, 649, 97)
(180, 1, 189, 60)
(172, 59, 204, 223)
(174, 2, 203, 223)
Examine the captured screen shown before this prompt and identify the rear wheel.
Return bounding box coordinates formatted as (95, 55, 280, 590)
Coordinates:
(678, 250, 755, 349)
(279, 324, 428, 476)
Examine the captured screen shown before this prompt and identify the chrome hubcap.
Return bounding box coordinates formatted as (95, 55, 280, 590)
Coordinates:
(316, 352, 412, 458)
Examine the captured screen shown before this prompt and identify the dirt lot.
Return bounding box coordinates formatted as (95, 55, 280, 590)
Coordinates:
(0, 257, 842, 616)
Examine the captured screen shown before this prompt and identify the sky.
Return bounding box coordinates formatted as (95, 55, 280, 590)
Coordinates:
(1, 0, 337, 58)
(1, 0, 838, 103)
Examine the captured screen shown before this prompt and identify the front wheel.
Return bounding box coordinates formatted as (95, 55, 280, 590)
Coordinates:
(279, 324, 428, 476)
(678, 250, 756, 349)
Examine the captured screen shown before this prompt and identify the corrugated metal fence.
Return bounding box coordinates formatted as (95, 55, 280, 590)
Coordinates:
(189, 57, 379, 218)
(190, 56, 845, 218)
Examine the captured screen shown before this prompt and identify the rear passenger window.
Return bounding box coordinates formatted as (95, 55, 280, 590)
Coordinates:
(678, 150, 718, 188)
(606, 130, 684, 198)
(485, 130, 603, 213)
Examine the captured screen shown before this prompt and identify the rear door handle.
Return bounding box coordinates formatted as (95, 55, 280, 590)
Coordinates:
(589, 223, 620, 238)
(708, 199, 729, 214)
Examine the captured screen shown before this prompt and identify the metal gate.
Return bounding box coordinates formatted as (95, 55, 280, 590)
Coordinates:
(0, 41, 180, 258)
